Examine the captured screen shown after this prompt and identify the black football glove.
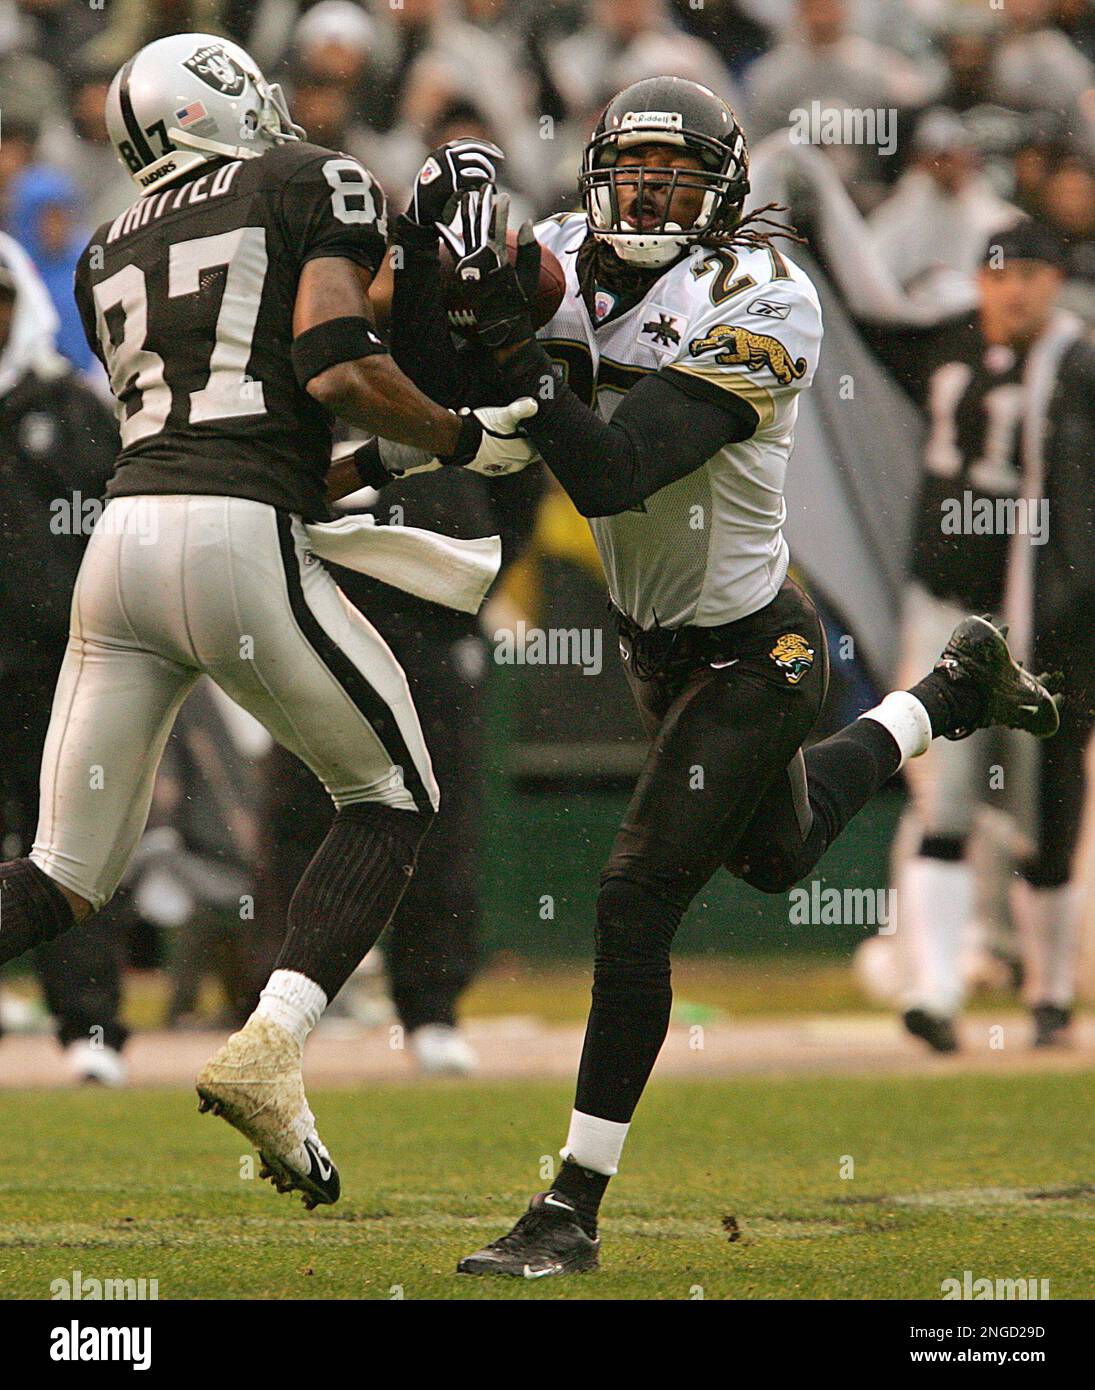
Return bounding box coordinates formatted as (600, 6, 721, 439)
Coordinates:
(407, 138, 506, 230)
(440, 185, 540, 348)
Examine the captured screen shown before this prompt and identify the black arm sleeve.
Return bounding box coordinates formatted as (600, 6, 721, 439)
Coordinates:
(485, 465, 546, 570)
(496, 338, 758, 517)
(389, 214, 478, 407)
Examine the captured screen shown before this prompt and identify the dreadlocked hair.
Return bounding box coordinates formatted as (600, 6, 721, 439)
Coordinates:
(576, 202, 806, 315)
(575, 233, 663, 312)
(572, 202, 805, 319)
(700, 202, 806, 253)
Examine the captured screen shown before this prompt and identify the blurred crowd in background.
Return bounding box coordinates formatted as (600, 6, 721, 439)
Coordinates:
(0, 0, 1092, 1080)
(0, 0, 1092, 375)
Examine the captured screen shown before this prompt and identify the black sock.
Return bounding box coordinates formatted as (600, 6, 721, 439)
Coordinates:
(907, 670, 985, 740)
(734, 718, 903, 893)
(804, 718, 903, 840)
(275, 802, 430, 1001)
(0, 860, 77, 967)
(551, 1158, 610, 1238)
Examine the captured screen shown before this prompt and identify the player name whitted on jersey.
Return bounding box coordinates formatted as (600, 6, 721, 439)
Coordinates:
(105, 161, 244, 243)
(74, 141, 388, 521)
(533, 213, 823, 631)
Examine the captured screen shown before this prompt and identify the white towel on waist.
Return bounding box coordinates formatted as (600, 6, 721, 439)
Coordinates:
(303, 513, 501, 615)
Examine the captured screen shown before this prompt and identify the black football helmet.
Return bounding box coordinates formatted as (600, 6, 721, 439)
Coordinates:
(580, 76, 750, 267)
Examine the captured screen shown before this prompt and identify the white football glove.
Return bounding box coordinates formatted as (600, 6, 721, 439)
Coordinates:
(454, 398, 540, 476)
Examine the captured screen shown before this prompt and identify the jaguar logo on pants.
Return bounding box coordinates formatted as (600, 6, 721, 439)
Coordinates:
(769, 633, 814, 684)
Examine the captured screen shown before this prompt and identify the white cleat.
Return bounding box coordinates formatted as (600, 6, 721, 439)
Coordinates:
(195, 1015, 340, 1208)
(411, 1024, 479, 1077)
(65, 1040, 128, 1088)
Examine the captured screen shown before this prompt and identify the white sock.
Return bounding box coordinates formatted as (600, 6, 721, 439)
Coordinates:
(898, 856, 972, 1017)
(561, 1109, 630, 1176)
(1012, 881, 1078, 1009)
(860, 691, 933, 770)
(254, 969, 328, 1047)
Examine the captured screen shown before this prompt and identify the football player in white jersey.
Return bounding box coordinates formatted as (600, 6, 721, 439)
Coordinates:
(381, 76, 1061, 1278)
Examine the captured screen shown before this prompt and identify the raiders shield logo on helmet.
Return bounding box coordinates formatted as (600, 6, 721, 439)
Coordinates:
(769, 633, 814, 684)
(184, 44, 247, 96)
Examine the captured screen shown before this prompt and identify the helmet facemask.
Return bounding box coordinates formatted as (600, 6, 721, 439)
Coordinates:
(581, 127, 748, 267)
(583, 162, 734, 267)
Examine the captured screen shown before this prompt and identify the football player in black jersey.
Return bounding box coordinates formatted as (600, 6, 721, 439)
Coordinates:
(0, 33, 540, 1209)
(864, 221, 1095, 1053)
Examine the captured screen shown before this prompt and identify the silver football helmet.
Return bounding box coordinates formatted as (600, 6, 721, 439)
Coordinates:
(106, 33, 305, 194)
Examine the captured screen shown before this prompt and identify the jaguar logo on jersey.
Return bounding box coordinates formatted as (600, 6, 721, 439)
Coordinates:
(638, 307, 685, 355)
(689, 325, 807, 385)
(769, 633, 814, 684)
(184, 44, 247, 97)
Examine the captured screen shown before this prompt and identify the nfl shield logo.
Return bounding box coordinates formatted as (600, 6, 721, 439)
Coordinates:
(594, 290, 616, 322)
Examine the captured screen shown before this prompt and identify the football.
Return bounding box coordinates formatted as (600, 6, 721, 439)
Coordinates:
(440, 228, 566, 334)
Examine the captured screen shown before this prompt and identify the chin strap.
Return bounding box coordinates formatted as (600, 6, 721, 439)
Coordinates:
(167, 128, 266, 162)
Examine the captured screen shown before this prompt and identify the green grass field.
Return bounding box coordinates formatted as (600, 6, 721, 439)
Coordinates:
(2, 1073, 1092, 1299)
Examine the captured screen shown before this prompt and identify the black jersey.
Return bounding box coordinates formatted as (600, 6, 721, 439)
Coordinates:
(875, 315, 1027, 612)
(73, 141, 387, 519)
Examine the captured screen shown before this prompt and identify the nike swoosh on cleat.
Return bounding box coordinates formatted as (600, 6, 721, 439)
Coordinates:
(541, 1193, 575, 1211)
(523, 1264, 559, 1279)
(304, 1138, 333, 1181)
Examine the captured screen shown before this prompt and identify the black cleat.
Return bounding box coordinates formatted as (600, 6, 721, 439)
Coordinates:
(935, 616, 1061, 740)
(457, 1192, 600, 1279)
(904, 1007, 959, 1055)
(1032, 1003, 1072, 1049)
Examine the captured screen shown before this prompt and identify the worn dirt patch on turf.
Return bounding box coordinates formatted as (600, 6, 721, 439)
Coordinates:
(835, 1185, 1095, 1210)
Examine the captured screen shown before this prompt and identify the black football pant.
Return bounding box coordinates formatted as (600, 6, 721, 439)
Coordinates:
(246, 597, 485, 1031)
(1020, 651, 1095, 887)
(577, 579, 902, 1123)
(0, 667, 127, 1052)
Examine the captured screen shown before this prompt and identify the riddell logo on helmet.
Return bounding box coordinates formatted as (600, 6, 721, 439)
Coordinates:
(138, 160, 176, 187)
(620, 110, 684, 132)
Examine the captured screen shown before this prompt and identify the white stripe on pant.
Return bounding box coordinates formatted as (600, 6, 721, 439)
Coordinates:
(31, 494, 438, 910)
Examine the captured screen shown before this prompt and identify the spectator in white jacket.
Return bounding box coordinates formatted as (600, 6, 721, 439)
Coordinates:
(867, 107, 1020, 315)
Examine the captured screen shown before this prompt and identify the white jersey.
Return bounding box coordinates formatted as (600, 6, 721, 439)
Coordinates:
(533, 213, 823, 630)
